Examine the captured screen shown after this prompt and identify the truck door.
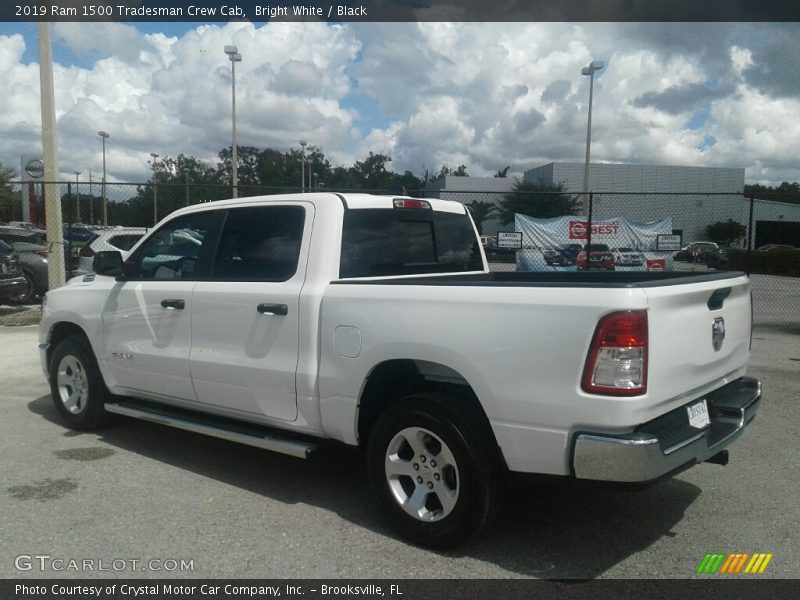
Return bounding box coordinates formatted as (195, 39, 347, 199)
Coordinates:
(188, 203, 312, 421)
(101, 210, 222, 401)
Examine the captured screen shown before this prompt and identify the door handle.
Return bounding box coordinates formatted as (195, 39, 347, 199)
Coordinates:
(257, 303, 288, 316)
(161, 299, 185, 310)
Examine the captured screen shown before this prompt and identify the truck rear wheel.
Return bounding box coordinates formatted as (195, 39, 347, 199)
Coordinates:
(49, 336, 113, 431)
(366, 393, 505, 548)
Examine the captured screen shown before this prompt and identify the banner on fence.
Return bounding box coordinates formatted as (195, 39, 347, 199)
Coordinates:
(514, 214, 674, 272)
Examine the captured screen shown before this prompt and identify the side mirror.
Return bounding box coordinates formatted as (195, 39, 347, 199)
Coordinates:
(93, 250, 123, 277)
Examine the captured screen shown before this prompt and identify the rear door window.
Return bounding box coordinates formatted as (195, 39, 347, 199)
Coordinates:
(212, 206, 306, 282)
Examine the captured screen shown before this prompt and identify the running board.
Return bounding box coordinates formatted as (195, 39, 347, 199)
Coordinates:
(104, 402, 318, 459)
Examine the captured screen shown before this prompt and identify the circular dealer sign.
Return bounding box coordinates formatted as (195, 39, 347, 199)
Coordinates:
(569, 221, 587, 238)
(24, 158, 45, 179)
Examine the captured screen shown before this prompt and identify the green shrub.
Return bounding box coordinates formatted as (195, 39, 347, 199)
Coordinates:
(727, 248, 800, 276)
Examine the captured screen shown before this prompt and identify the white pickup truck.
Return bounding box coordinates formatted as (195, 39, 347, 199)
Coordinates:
(39, 193, 761, 548)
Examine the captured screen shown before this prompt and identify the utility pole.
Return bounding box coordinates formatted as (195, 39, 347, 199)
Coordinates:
(38, 22, 65, 288)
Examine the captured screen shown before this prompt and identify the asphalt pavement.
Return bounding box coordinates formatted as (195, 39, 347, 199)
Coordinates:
(0, 314, 797, 579)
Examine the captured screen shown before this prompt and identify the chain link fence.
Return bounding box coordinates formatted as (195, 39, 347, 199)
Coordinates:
(2, 183, 798, 330)
(415, 188, 799, 331)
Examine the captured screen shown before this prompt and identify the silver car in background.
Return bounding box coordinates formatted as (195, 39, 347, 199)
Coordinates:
(77, 227, 147, 273)
(611, 246, 645, 266)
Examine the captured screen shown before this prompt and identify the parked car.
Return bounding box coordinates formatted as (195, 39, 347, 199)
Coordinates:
(674, 242, 719, 262)
(63, 225, 95, 243)
(755, 244, 796, 252)
(0, 225, 46, 246)
(6, 241, 86, 304)
(77, 227, 147, 273)
(611, 246, 644, 266)
(541, 246, 561, 265)
(8, 221, 47, 235)
(0, 240, 26, 304)
(40, 193, 761, 548)
(543, 243, 582, 266)
(577, 243, 615, 270)
(697, 247, 729, 270)
(480, 235, 497, 251)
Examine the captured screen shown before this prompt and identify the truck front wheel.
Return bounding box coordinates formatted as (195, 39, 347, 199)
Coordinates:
(366, 393, 505, 548)
(49, 336, 113, 431)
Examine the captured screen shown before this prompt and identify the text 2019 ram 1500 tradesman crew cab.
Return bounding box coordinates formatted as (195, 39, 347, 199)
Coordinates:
(39, 193, 761, 547)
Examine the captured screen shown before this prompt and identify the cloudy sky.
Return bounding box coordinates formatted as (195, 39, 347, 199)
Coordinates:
(0, 21, 798, 185)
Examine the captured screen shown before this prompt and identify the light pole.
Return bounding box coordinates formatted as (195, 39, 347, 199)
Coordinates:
(184, 168, 190, 206)
(299, 139, 307, 192)
(73, 171, 80, 223)
(97, 130, 109, 225)
(88, 168, 94, 225)
(581, 60, 604, 214)
(224, 45, 242, 198)
(150, 152, 159, 225)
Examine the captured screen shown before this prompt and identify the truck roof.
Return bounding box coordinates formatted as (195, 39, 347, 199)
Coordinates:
(167, 192, 467, 220)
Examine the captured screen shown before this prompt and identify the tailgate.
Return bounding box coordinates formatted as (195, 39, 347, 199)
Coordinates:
(644, 274, 751, 407)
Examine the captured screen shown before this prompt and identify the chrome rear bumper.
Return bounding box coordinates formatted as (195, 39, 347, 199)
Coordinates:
(571, 377, 761, 483)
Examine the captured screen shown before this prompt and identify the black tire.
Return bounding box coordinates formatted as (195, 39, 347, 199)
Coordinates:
(6, 270, 37, 305)
(49, 336, 113, 431)
(367, 393, 506, 549)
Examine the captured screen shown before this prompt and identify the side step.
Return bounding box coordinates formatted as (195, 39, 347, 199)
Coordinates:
(105, 401, 319, 459)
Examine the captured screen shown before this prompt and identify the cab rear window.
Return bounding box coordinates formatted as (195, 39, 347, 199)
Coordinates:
(340, 208, 482, 278)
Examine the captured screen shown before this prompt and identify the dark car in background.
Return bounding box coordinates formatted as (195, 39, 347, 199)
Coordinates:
(3, 241, 85, 305)
(577, 243, 615, 270)
(63, 225, 95, 243)
(0, 240, 27, 305)
(674, 241, 720, 262)
(697, 247, 729, 270)
(755, 244, 796, 252)
(543, 243, 582, 266)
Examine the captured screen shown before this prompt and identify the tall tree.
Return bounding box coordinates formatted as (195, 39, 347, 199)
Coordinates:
(465, 200, 499, 235)
(217, 145, 261, 187)
(705, 219, 747, 245)
(744, 182, 800, 205)
(498, 179, 580, 225)
(0, 162, 19, 222)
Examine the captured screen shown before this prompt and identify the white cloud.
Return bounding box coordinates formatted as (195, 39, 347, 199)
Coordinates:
(0, 22, 798, 186)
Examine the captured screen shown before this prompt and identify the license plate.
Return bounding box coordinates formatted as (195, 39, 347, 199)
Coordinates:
(687, 399, 711, 429)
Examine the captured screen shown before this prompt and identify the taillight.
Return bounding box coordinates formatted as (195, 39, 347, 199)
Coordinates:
(582, 310, 648, 396)
(393, 198, 431, 210)
(79, 245, 95, 257)
(34, 249, 48, 258)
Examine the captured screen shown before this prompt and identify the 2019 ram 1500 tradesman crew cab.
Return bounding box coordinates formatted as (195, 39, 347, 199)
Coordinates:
(39, 193, 761, 548)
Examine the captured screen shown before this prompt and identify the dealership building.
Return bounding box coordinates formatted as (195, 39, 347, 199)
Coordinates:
(423, 162, 800, 247)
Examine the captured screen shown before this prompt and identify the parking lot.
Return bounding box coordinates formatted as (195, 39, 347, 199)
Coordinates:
(0, 278, 798, 580)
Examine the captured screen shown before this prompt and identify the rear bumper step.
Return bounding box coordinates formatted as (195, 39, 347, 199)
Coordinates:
(571, 376, 761, 482)
(105, 401, 319, 459)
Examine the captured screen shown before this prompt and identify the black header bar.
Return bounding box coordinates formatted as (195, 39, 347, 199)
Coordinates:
(4, 0, 800, 23)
